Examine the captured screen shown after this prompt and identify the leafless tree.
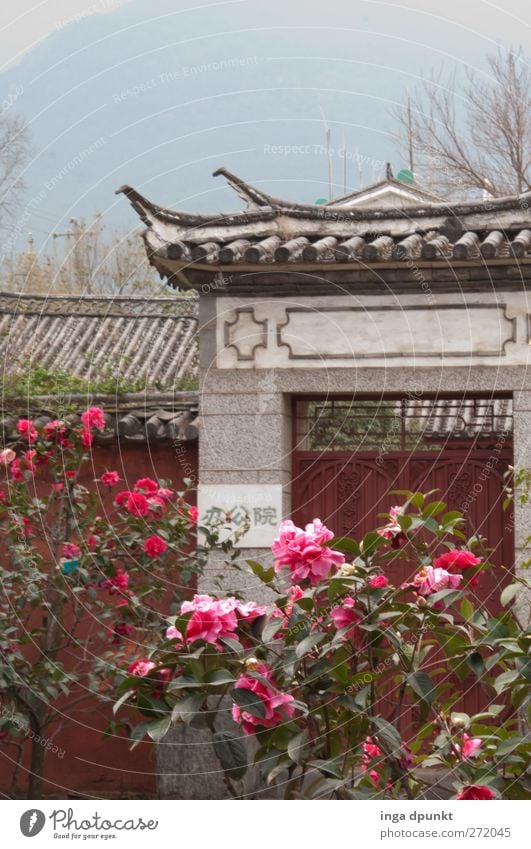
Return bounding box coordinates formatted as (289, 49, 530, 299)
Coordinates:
(396, 46, 531, 199)
(0, 111, 32, 229)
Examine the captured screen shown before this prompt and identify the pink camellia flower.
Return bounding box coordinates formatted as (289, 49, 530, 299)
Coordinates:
(128, 659, 156, 677)
(81, 428, 93, 449)
(181, 594, 239, 644)
(0, 448, 16, 465)
(456, 785, 496, 800)
(63, 543, 81, 559)
(10, 459, 24, 481)
(165, 625, 183, 643)
(235, 600, 267, 623)
(16, 419, 38, 443)
(102, 568, 130, 594)
(330, 596, 359, 630)
(188, 505, 199, 523)
(232, 662, 295, 735)
(272, 518, 345, 586)
(458, 733, 483, 759)
(134, 477, 159, 493)
(125, 492, 150, 517)
(81, 407, 105, 431)
(157, 487, 173, 501)
(100, 470, 120, 487)
(413, 566, 463, 597)
(362, 736, 412, 787)
(147, 495, 166, 514)
(43, 420, 67, 441)
(143, 535, 167, 558)
(434, 549, 482, 586)
(369, 575, 389, 589)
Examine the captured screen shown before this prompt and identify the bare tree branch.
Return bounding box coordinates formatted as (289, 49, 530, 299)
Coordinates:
(395, 46, 531, 198)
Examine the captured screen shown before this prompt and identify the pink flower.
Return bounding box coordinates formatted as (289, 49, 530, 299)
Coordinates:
(100, 470, 120, 487)
(235, 600, 267, 622)
(81, 407, 105, 431)
(413, 566, 463, 596)
(330, 596, 359, 630)
(102, 569, 130, 594)
(456, 785, 496, 800)
(0, 448, 16, 465)
(377, 505, 406, 547)
(16, 419, 38, 443)
(128, 659, 156, 677)
(147, 495, 166, 514)
(362, 736, 412, 787)
(124, 492, 150, 517)
(434, 549, 482, 586)
(143, 535, 167, 557)
(232, 662, 295, 735)
(188, 505, 199, 523)
(43, 420, 67, 441)
(165, 625, 183, 643)
(458, 733, 482, 759)
(134, 477, 158, 493)
(181, 594, 239, 644)
(10, 459, 24, 481)
(157, 487, 173, 501)
(81, 428, 93, 448)
(272, 518, 345, 585)
(63, 543, 81, 559)
(369, 575, 389, 589)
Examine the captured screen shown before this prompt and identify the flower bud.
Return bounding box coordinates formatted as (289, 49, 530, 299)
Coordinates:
(244, 656, 259, 671)
(340, 563, 357, 576)
(417, 595, 428, 608)
(451, 715, 466, 729)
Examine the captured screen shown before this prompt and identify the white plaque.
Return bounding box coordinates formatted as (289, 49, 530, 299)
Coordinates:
(198, 484, 283, 548)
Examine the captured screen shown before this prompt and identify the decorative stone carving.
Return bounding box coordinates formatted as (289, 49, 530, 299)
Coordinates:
(224, 308, 267, 361)
(277, 304, 515, 360)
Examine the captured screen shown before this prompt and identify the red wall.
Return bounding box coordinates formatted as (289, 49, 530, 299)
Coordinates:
(0, 440, 198, 799)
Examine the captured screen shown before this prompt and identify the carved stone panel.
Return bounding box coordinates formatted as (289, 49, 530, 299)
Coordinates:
(224, 307, 267, 361)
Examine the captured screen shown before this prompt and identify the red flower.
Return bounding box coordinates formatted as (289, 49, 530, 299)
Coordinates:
(188, 506, 199, 523)
(100, 470, 120, 486)
(81, 406, 105, 431)
(369, 575, 389, 589)
(147, 495, 166, 514)
(122, 492, 150, 517)
(456, 785, 496, 800)
(434, 549, 482, 586)
(232, 663, 295, 735)
(143, 535, 167, 557)
(81, 428, 93, 448)
(157, 487, 173, 501)
(43, 420, 67, 441)
(102, 568, 130, 594)
(10, 460, 24, 481)
(16, 419, 38, 443)
(111, 622, 134, 643)
(134, 477, 158, 493)
(128, 659, 156, 677)
(63, 543, 81, 559)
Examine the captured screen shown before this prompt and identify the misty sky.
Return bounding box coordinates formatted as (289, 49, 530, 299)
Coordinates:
(0, 0, 529, 251)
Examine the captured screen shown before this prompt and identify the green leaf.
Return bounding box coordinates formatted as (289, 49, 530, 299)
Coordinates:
(171, 693, 203, 724)
(247, 559, 275, 585)
(373, 717, 401, 753)
(212, 730, 248, 780)
(494, 669, 520, 694)
(460, 598, 474, 621)
(167, 675, 203, 692)
(230, 687, 266, 719)
(262, 617, 284, 642)
(408, 671, 435, 706)
(296, 632, 324, 659)
(308, 756, 344, 778)
(287, 729, 310, 764)
(218, 636, 244, 658)
(204, 668, 235, 686)
(146, 716, 171, 742)
(500, 584, 519, 607)
(324, 537, 360, 555)
(467, 651, 486, 679)
(422, 501, 446, 518)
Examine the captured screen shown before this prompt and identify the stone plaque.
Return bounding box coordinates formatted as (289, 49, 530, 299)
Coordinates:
(198, 484, 283, 547)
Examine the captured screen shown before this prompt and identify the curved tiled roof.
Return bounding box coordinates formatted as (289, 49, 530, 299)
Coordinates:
(117, 168, 531, 283)
(0, 292, 198, 388)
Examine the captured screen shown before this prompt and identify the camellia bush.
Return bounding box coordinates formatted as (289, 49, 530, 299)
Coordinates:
(114, 496, 530, 800)
(0, 406, 206, 798)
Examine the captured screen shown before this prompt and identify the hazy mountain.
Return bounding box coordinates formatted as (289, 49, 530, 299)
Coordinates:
(0, 0, 525, 252)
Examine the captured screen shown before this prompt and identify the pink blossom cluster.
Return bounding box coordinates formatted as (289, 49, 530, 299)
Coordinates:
(232, 662, 295, 735)
(115, 477, 173, 517)
(180, 594, 266, 645)
(272, 518, 345, 585)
